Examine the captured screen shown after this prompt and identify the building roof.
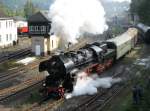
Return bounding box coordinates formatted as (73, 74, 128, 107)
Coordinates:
(28, 11, 51, 22)
(13, 16, 26, 21)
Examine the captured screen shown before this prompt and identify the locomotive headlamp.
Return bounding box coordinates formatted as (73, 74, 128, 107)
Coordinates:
(43, 83, 46, 86)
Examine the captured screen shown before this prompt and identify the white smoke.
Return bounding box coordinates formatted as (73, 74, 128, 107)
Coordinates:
(49, 0, 108, 45)
(105, 0, 131, 3)
(65, 72, 121, 99)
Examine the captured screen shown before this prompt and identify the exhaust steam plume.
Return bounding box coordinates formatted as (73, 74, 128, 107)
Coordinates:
(65, 72, 121, 99)
(49, 0, 108, 48)
(105, 0, 131, 3)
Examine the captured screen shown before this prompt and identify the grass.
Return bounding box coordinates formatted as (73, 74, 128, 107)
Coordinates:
(103, 68, 150, 111)
(12, 90, 42, 110)
(0, 60, 23, 72)
(24, 91, 42, 104)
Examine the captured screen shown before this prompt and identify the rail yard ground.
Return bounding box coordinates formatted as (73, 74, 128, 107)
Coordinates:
(0, 37, 31, 55)
(0, 38, 150, 111)
(102, 44, 150, 111)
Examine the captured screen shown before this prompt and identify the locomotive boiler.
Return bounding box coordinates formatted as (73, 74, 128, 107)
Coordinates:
(137, 23, 150, 43)
(39, 28, 138, 98)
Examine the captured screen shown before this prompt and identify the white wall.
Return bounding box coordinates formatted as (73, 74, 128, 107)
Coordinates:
(49, 35, 59, 51)
(16, 21, 27, 28)
(0, 19, 18, 47)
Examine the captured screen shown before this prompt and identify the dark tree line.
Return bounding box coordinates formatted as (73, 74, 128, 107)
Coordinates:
(24, 0, 39, 19)
(0, 2, 13, 17)
(0, 0, 39, 19)
(130, 0, 150, 25)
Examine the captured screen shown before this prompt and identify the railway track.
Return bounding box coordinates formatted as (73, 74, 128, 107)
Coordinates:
(0, 58, 45, 104)
(24, 98, 64, 111)
(0, 47, 31, 64)
(0, 67, 27, 84)
(0, 76, 45, 103)
(0, 61, 39, 85)
(68, 63, 142, 111)
(73, 84, 125, 111)
(58, 64, 127, 111)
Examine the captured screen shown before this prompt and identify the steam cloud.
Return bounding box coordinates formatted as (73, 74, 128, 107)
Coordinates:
(49, 0, 108, 46)
(105, 0, 131, 3)
(65, 72, 121, 99)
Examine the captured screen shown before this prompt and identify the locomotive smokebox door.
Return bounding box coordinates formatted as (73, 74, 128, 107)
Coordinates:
(39, 60, 49, 72)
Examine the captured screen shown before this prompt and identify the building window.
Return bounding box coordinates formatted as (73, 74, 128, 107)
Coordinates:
(11, 22, 13, 27)
(10, 34, 12, 41)
(29, 26, 34, 31)
(6, 34, 9, 41)
(47, 26, 49, 32)
(52, 40, 53, 48)
(15, 34, 17, 40)
(35, 26, 39, 31)
(41, 26, 46, 32)
(29, 26, 33, 31)
(9, 21, 11, 27)
(0, 35, 1, 42)
(9, 21, 13, 27)
(6, 21, 8, 28)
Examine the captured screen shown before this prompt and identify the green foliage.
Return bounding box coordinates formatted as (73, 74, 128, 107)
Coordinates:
(24, 0, 39, 19)
(0, 2, 13, 16)
(0, 0, 40, 18)
(130, 0, 150, 25)
(0, 60, 22, 73)
(105, 68, 150, 111)
(111, 26, 125, 37)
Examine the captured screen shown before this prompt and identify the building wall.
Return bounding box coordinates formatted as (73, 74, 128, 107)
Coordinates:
(16, 21, 28, 28)
(49, 35, 60, 51)
(31, 37, 45, 56)
(0, 19, 18, 47)
(31, 35, 60, 56)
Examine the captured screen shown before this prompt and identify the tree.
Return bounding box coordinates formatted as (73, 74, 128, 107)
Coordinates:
(130, 0, 150, 25)
(24, 0, 39, 19)
(0, 2, 13, 17)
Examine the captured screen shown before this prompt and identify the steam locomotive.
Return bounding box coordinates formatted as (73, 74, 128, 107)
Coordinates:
(39, 28, 139, 98)
(136, 23, 150, 43)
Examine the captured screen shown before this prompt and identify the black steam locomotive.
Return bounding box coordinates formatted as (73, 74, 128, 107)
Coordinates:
(39, 42, 115, 98)
(39, 28, 138, 98)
